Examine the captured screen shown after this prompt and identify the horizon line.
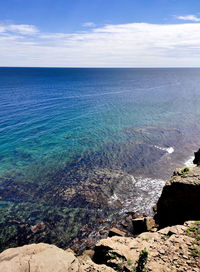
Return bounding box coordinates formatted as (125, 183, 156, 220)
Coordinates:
(1, 66, 200, 69)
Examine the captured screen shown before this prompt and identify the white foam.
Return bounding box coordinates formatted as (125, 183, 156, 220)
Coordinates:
(184, 156, 195, 167)
(154, 145, 174, 154)
(129, 176, 166, 215)
(108, 174, 166, 216)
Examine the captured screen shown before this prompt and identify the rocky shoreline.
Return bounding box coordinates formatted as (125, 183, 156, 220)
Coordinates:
(0, 150, 200, 271)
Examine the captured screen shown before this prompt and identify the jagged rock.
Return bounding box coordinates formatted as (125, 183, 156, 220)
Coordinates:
(108, 227, 126, 237)
(173, 168, 183, 176)
(78, 252, 114, 272)
(92, 222, 200, 272)
(193, 148, 200, 165)
(155, 166, 200, 227)
(158, 225, 187, 236)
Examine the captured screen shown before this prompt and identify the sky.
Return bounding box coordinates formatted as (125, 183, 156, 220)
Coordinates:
(1, 0, 200, 67)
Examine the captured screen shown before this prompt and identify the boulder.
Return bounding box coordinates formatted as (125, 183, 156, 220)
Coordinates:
(155, 166, 200, 227)
(0, 243, 79, 272)
(132, 217, 156, 234)
(108, 227, 126, 237)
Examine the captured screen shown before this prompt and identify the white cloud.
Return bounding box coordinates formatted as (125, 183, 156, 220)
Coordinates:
(7, 24, 39, 35)
(0, 24, 38, 35)
(1, 22, 200, 67)
(176, 15, 200, 22)
(82, 22, 96, 28)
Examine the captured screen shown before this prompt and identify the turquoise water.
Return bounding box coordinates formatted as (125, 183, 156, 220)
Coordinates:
(1, 68, 200, 251)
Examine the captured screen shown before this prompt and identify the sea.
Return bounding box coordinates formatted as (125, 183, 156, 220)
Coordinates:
(0, 67, 200, 251)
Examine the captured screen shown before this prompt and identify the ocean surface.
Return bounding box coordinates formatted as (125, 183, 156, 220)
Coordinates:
(0, 67, 200, 251)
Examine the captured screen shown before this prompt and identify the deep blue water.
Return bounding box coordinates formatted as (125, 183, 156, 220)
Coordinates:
(0, 68, 200, 251)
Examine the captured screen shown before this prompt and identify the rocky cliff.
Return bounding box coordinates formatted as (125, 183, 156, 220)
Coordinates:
(155, 166, 200, 227)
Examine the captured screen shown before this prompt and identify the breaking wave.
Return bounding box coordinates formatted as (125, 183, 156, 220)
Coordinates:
(154, 145, 174, 154)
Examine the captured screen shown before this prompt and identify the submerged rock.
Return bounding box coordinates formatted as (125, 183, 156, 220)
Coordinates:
(31, 222, 46, 234)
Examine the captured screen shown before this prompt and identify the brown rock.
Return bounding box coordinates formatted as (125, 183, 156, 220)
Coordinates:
(125, 216, 132, 222)
(31, 222, 46, 234)
(65, 248, 75, 254)
(0, 243, 79, 272)
(96, 218, 108, 224)
(108, 227, 126, 237)
(99, 229, 108, 235)
(82, 249, 95, 259)
(145, 217, 156, 231)
(93, 221, 199, 272)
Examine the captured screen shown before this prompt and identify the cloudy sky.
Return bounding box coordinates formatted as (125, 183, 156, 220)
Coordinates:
(1, 0, 200, 67)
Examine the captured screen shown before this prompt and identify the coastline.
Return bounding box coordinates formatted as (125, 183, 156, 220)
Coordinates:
(0, 157, 200, 271)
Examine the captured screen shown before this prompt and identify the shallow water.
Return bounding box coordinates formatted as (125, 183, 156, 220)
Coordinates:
(0, 68, 200, 251)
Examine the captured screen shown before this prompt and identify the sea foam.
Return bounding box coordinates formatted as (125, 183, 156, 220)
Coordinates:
(109, 174, 166, 216)
(154, 145, 174, 154)
(184, 156, 195, 167)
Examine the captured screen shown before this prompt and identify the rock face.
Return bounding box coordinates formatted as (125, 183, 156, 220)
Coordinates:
(155, 166, 200, 227)
(193, 148, 200, 165)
